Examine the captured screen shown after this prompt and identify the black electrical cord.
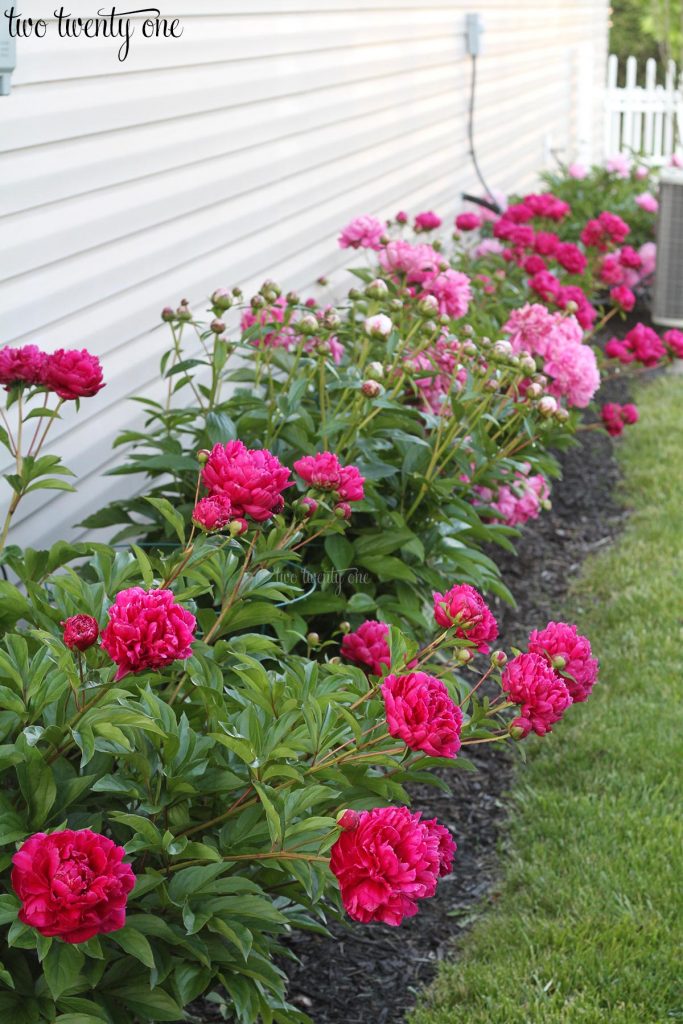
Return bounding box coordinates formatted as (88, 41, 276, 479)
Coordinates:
(465, 53, 502, 213)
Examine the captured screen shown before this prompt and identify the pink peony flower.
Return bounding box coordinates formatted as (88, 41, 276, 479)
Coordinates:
(380, 240, 443, 283)
(192, 494, 234, 533)
(581, 211, 630, 250)
(61, 614, 99, 652)
(533, 232, 560, 257)
(568, 162, 588, 179)
(635, 191, 658, 213)
(12, 830, 135, 943)
(455, 212, 481, 231)
(503, 303, 558, 357)
(422, 269, 472, 319)
(240, 296, 293, 350)
(382, 671, 463, 758)
(544, 337, 600, 409)
(528, 621, 599, 703)
(338, 464, 365, 502)
(476, 466, 550, 527)
(341, 620, 390, 676)
(638, 241, 656, 279)
(474, 238, 504, 258)
(42, 349, 105, 401)
(610, 285, 636, 311)
(330, 806, 455, 925)
(202, 440, 292, 521)
(619, 245, 642, 269)
(501, 652, 572, 736)
(599, 253, 625, 286)
(294, 452, 342, 491)
(523, 193, 571, 221)
(0, 345, 47, 390)
(670, 152, 683, 168)
(432, 584, 498, 653)
(414, 210, 442, 231)
(501, 203, 534, 224)
(529, 270, 561, 303)
(605, 154, 631, 178)
(606, 323, 666, 367)
(338, 215, 385, 251)
(555, 242, 587, 276)
(601, 402, 639, 437)
(663, 329, 683, 358)
(101, 587, 196, 680)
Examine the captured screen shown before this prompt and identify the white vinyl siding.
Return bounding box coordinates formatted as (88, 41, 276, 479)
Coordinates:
(0, 0, 608, 546)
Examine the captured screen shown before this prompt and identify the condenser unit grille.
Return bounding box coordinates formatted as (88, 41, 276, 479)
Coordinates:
(653, 171, 683, 327)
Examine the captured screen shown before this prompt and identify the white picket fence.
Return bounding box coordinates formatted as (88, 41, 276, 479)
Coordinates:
(605, 54, 682, 164)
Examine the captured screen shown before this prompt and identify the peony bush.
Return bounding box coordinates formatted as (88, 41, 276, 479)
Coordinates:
(0, 162, 678, 1022)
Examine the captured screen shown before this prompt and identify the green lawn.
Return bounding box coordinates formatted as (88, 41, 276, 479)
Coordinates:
(410, 374, 683, 1024)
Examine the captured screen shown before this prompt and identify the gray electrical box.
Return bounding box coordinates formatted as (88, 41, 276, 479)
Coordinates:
(0, 15, 17, 96)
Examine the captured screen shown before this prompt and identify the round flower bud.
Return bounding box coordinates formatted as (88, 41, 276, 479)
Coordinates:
(493, 340, 513, 359)
(508, 719, 529, 741)
(211, 288, 233, 311)
(555, 408, 570, 424)
(538, 396, 559, 417)
(317, 276, 329, 287)
(260, 279, 281, 299)
(176, 304, 192, 322)
(323, 310, 342, 330)
(423, 320, 438, 335)
(337, 808, 360, 831)
(485, 378, 499, 391)
(161, 307, 175, 322)
(455, 648, 475, 665)
(286, 291, 300, 306)
(307, 632, 320, 647)
(389, 298, 404, 312)
(62, 615, 99, 652)
(229, 518, 249, 537)
(462, 341, 477, 356)
(366, 361, 384, 380)
(439, 314, 451, 327)
(564, 300, 579, 314)
(463, 325, 474, 336)
(364, 314, 393, 338)
(418, 295, 440, 317)
(250, 294, 266, 310)
(210, 318, 226, 334)
(551, 654, 567, 670)
(232, 287, 243, 298)
(491, 650, 508, 667)
(362, 380, 382, 398)
(348, 288, 363, 301)
(541, 498, 552, 511)
(532, 374, 548, 387)
(396, 210, 408, 224)
(526, 382, 543, 399)
(339, 621, 351, 635)
(520, 355, 537, 374)
(297, 496, 318, 519)
(298, 314, 320, 336)
(197, 449, 211, 465)
(335, 501, 353, 520)
(365, 279, 389, 299)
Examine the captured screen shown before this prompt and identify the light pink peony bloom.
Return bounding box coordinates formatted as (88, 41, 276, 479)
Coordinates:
(635, 191, 658, 213)
(422, 269, 472, 319)
(568, 162, 588, 179)
(432, 584, 498, 653)
(338, 215, 385, 251)
(330, 806, 455, 925)
(379, 240, 443, 284)
(544, 338, 600, 409)
(101, 587, 196, 680)
(502, 652, 572, 736)
(474, 238, 504, 258)
(202, 440, 292, 521)
(605, 154, 631, 178)
(528, 621, 599, 703)
(503, 303, 559, 357)
(382, 671, 463, 758)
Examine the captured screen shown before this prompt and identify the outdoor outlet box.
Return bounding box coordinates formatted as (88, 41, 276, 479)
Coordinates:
(465, 13, 483, 57)
(0, 15, 17, 96)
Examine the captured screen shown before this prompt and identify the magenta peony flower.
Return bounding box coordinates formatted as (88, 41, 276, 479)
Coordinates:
(338, 215, 385, 251)
(607, 323, 666, 367)
(338, 464, 365, 502)
(432, 584, 498, 653)
(329, 806, 455, 925)
(61, 614, 99, 652)
(556, 285, 597, 329)
(610, 285, 636, 311)
(422, 269, 472, 319)
(0, 345, 47, 390)
(619, 245, 642, 269)
(663, 329, 683, 358)
(501, 652, 572, 736)
(341, 620, 390, 676)
(533, 231, 560, 257)
(523, 192, 570, 221)
(600, 253, 625, 285)
(382, 671, 463, 758)
(202, 440, 292, 521)
(528, 621, 599, 703)
(455, 212, 481, 231)
(601, 402, 626, 436)
(12, 830, 135, 943)
(414, 210, 442, 231)
(555, 242, 587, 276)
(529, 270, 561, 303)
(294, 452, 342, 491)
(41, 349, 105, 401)
(191, 493, 234, 533)
(101, 587, 196, 680)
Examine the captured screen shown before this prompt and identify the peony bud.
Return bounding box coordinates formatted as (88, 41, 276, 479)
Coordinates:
(493, 340, 513, 359)
(260, 279, 281, 299)
(176, 304, 192, 322)
(161, 307, 175, 322)
(335, 501, 353, 520)
(323, 310, 341, 330)
(307, 632, 320, 647)
(455, 648, 475, 665)
(317, 276, 329, 287)
(297, 314, 319, 336)
(526, 382, 543, 399)
(538, 396, 558, 417)
(211, 288, 233, 311)
(232, 287, 243, 299)
(210, 318, 226, 334)
(286, 291, 300, 306)
(297, 497, 318, 519)
(551, 654, 567, 670)
(365, 278, 389, 300)
(337, 808, 360, 831)
(520, 356, 537, 374)
(366, 360, 384, 380)
(396, 210, 408, 224)
(250, 294, 266, 310)
(418, 295, 440, 317)
(361, 379, 382, 398)
(491, 650, 508, 667)
(364, 314, 393, 338)
(555, 407, 570, 424)
(339, 621, 351, 635)
(197, 449, 211, 465)
(462, 341, 477, 356)
(229, 518, 249, 537)
(564, 300, 579, 314)
(62, 615, 99, 652)
(348, 288, 362, 301)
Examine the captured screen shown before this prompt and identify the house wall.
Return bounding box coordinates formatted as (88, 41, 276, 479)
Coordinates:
(0, 0, 609, 546)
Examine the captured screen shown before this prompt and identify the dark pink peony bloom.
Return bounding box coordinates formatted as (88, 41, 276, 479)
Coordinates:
(41, 349, 105, 401)
(101, 587, 196, 680)
(341, 620, 390, 676)
(600, 253, 625, 285)
(330, 806, 455, 925)
(528, 621, 599, 703)
(382, 671, 463, 758)
(555, 242, 587, 275)
(534, 231, 560, 257)
(202, 440, 292, 521)
(619, 245, 642, 269)
(338, 215, 385, 251)
(524, 254, 547, 275)
(432, 584, 498, 653)
(610, 285, 636, 311)
(414, 210, 442, 231)
(0, 345, 47, 390)
(191, 493, 234, 533)
(529, 270, 561, 303)
(294, 452, 343, 491)
(12, 830, 135, 943)
(338, 464, 365, 502)
(663, 329, 683, 358)
(601, 402, 626, 436)
(455, 212, 481, 231)
(61, 614, 99, 652)
(523, 193, 571, 221)
(501, 652, 572, 736)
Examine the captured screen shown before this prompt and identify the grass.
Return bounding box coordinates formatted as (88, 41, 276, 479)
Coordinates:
(410, 374, 683, 1024)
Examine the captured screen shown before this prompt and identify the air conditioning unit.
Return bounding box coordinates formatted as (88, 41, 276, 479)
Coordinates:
(652, 168, 683, 327)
